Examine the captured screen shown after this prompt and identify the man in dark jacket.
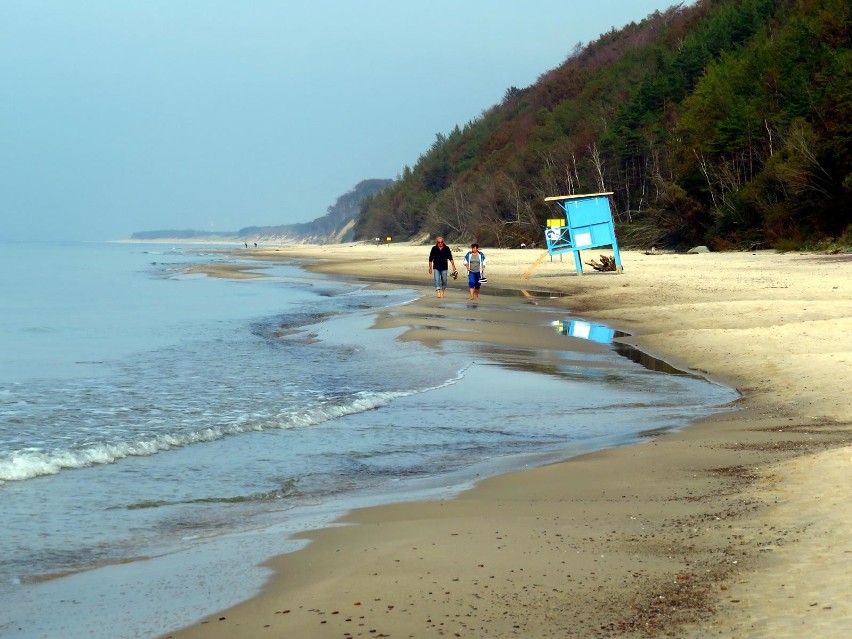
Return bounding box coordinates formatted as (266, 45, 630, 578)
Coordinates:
(428, 236, 457, 298)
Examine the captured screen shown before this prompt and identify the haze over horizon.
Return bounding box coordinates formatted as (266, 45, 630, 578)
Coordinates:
(1, 1, 683, 242)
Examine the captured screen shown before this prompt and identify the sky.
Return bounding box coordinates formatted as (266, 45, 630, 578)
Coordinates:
(1, 1, 681, 241)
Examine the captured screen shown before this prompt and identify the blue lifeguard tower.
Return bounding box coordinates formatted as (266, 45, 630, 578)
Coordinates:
(543, 192, 623, 275)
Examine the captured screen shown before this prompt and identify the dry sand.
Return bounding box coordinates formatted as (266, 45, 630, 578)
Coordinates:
(164, 243, 851, 638)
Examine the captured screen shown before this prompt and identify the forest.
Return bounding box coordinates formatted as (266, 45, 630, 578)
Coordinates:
(354, 0, 851, 251)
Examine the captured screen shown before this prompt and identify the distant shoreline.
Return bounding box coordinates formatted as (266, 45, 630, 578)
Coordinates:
(111, 238, 245, 245)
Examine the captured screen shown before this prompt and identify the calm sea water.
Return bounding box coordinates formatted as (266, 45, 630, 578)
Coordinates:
(0, 241, 737, 639)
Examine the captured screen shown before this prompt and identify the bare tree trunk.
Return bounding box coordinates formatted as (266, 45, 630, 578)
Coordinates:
(693, 149, 719, 209)
(588, 142, 606, 192)
(765, 119, 774, 157)
(572, 153, 581, 193)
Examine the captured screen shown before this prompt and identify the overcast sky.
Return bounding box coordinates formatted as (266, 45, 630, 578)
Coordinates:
(1, 1, 680, 241)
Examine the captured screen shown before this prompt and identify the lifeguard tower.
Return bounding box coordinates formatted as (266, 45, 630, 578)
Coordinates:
(543, 192, 623, 274)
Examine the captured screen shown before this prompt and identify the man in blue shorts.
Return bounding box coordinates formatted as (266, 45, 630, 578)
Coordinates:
(463, 243, 486, 301)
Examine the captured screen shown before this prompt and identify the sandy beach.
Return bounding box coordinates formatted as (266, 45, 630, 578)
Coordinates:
(164, 243, 851, 638)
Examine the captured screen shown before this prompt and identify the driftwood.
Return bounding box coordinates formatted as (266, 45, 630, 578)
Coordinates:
(584, 254, 618, 271)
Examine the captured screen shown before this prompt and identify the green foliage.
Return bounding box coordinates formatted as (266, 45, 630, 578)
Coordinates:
(354, 0, 851, 250)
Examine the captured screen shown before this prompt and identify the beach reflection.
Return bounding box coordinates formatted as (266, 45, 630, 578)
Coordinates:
(551, 319, 616, 344)
(553, 319, 696, 376)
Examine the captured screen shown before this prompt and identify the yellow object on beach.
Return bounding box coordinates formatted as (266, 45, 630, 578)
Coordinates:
(521, 249, 549, 279)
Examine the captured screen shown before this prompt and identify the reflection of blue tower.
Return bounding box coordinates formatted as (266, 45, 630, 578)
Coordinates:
(552, 319, 615, 344)
(544, 192, 623, 275)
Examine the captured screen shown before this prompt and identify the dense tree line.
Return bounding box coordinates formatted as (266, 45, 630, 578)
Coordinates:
(355, 0, 851, 250)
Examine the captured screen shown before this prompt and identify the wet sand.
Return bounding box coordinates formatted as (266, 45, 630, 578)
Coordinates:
(164, 244, 852, 638)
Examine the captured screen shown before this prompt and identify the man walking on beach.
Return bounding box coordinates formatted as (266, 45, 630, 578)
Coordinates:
(428, 236, 457, 298)
(464, 243, 486, 302)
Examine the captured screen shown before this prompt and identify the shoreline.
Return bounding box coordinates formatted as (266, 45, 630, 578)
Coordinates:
(164, 245, 851, 638)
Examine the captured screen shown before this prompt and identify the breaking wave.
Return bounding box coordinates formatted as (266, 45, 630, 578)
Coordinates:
(0, 390, 413, 482)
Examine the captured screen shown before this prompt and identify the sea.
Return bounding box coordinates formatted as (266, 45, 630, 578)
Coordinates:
(0, 240, 738, 639)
